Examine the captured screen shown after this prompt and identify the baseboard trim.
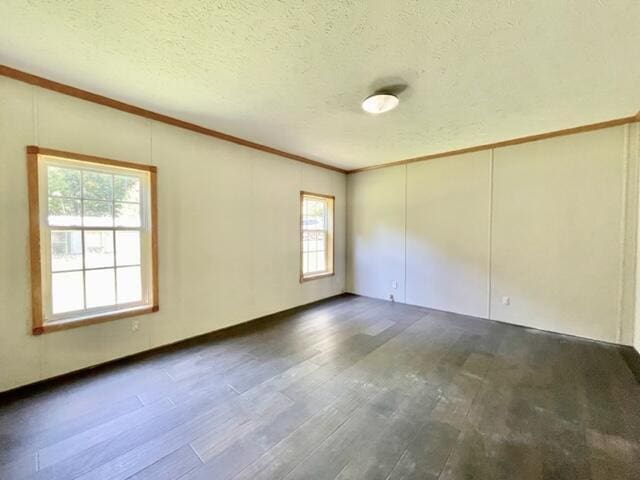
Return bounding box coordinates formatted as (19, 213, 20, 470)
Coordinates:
(350, 291, 628, 344)
(620, 346, 640, 383)
(0, 293, 351, 398)
(349, 292, 640, 381)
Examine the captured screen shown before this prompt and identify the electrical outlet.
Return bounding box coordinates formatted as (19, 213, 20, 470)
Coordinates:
(502, 296, 510, 306)
(132, 319, 140, 332)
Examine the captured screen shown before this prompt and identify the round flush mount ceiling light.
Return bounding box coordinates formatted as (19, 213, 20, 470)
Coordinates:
(361, 93, 399, 114)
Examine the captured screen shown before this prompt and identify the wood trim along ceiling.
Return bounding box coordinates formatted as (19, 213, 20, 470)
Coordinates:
(2, 65, 639, 175)
(0, 65, 346, 174)
(349, 113, 640, 173)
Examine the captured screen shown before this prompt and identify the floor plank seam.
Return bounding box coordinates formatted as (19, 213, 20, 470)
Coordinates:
(3, 297, 640, 479)
(226, 383, 241, 395)
(188, 442, 205, 465)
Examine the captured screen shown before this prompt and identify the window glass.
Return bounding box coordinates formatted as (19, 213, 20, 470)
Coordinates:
(301, 194, 333, 279)
(50, 230, 83, 272)
(41, 156, 151, 323)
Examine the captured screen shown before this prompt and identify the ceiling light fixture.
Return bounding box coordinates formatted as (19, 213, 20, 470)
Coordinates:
(361, 93, 399, 114)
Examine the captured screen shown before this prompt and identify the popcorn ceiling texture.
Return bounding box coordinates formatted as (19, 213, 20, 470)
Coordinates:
(0, 0, 639, 170)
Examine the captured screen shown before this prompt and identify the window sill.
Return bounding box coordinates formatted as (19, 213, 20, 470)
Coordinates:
(300, 272, 335, 283)
(33, 305, 159, 335)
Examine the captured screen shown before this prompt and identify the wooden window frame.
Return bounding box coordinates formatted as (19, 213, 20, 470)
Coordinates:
(27, 146, 159, 335)
(300, 191, 335, 282)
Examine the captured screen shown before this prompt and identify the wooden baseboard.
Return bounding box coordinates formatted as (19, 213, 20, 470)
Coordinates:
(349, 292, 640, 383)
(620, 346, 640, 384)
(0, 293, 352, 398)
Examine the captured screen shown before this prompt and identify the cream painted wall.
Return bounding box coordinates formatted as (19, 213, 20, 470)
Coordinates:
(346, 166, 406, 302)
(0, 76, 346, 392)
(491, 128, 634, 342)
(348, 125, 638, 345)
(406, 151, 492, 318)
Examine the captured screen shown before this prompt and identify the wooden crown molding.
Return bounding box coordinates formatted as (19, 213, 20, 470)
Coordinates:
(348, 114, 640, 174)
(0, 64, 346, 174)
(3, 65, 638, 176)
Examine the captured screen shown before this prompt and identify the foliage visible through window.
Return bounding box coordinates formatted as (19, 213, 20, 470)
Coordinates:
(42, 158, 151, 319)
(301, 193, 334, 280)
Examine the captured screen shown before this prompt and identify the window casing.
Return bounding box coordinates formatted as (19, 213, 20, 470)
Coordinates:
(27, 147, 158, 334)
(300, 192, 334, 281)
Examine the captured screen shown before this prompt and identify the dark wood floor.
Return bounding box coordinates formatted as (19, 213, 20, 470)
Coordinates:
(2, 294, 640, 479)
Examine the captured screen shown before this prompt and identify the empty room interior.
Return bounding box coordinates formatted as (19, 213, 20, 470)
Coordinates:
(2, 2, 640, 479)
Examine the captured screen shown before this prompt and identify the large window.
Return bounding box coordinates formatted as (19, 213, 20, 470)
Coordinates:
(300, 192, 334, 281)
(27, 146, 158, 334)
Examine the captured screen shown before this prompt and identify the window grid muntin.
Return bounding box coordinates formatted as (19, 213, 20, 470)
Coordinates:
(41, 156, 150, 322)
(301, 194, 331, 277)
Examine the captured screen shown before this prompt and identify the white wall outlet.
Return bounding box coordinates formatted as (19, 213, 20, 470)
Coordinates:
(502, 296, 510, 306)
(391, 281, 398, 290)
(132, 319, 140, 332)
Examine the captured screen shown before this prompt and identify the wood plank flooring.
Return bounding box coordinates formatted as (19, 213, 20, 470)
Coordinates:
(2, 294, 640, 479)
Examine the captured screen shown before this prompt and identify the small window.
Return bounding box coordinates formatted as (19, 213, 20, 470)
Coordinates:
(300, 192, 334, 281)
(27, 147, 158, 334)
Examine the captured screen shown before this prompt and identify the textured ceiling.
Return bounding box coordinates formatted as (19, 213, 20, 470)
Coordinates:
(1, 1, 639, 170)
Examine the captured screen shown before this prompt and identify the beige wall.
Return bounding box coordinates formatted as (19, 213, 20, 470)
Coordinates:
(348, 125, 638, 345)
(406, 151, 492, 318)
(0, 77, 346, 392)
(346, 166, 406, 302)
(491, 127, 635, 342)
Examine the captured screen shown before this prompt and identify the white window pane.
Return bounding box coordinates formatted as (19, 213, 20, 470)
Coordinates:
(116, 231, 141, 266)
(114, 175, 140, 202)
(117, 266, 142, 304)
(83, 200, 113, 227)
(316, 251, 326, 272)
(309, 251, 317, 273)
(86, 268, 116, 308)
(115, 202, 141, 227)
(84, 231, 114, 268)
(51, 230, 83, 272)
(48, 198, 81, 226)
(48, 166, 81, 198)
(303, 252, 309, 273)
(52, 271, 84, 314)
(303, 199, 326, 231)
(83, 171, 113, 200)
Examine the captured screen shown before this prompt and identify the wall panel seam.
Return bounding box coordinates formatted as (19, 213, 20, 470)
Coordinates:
(404, 164, 408, 303)
(618, 124, 630, 343)
(487, 149, 494, 319)
(626, 124, 640, 345)
(0, 66, 346, 174)
(631, 123, 640, 348)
